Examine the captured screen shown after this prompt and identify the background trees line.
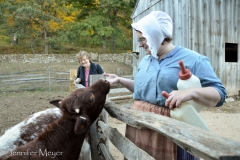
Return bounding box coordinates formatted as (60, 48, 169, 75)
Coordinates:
(0, 0, 136, 54)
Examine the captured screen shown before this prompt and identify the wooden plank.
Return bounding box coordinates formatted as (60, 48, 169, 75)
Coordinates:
(98, 143, 115, 160)
(69, 69, 77, 81)
(90, 74, 105, 85)
(203, 0, 211, 58)
(0, 74, 45, 79)
(89, 109, 109, 160)
(2, 77, 50, 81)
(104, 100, 240, 160)
(98, 121, 154, 160)
(219, 155, 240, 160)
(189, 0, 194, 50)
(89, 118, 105, 160)
(109, 88, 130, 93)
(122, 75, 133, 79)
(218, 0, 225, 83)
(89, 75, 108, 160)
(69, 69, 77, 93)
(108, 95, 133, 101)
(238, 0, 240, 93)
(225, 63, 238, 96)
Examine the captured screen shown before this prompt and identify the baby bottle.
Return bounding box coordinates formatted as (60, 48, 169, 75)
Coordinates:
(177, 60, 205, 112)
(162, 91, 209, 131)
(161, 60, 209, 130)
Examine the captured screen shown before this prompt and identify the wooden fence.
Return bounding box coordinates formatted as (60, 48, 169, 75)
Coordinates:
(101, 101, 240, 160)
(70, 72, 240, 160)
(0, 68, 70, 92)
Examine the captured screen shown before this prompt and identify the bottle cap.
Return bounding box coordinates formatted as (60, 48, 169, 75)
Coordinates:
(178, 60, 192, 80)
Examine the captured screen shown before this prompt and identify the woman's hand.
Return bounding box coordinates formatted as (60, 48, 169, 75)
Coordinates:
(103, 73, 134, 92)
(103, 73, 119, 85)
(164, 87, 220, 110)
(164, 89, 193, 110)
(76, 78, 81, 84)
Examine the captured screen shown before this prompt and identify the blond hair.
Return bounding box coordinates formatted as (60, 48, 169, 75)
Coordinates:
(76, 51, 91, 62)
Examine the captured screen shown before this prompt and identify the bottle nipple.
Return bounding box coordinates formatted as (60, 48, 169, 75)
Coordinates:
(162, 91, 169, 99)
(179, 60, 192, 80)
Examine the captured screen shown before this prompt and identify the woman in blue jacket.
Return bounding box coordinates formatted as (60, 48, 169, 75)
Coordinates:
(104, 11, 226, 160)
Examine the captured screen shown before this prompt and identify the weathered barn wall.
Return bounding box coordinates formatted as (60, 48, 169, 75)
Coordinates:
(188, 0, 240, 96)
(131, 0, 240, 96)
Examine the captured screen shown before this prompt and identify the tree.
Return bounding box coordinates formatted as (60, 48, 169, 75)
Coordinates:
(0, 0, 136, 54)
(66, 0, 137, 53)
(1, 0, 79, 54)
(99, 0, 136, 51)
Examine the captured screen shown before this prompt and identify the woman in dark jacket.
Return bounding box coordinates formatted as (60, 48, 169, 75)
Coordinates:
(75, 51, 104, 87)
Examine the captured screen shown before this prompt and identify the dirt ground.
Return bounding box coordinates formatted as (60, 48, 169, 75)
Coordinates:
(0, 61, 240, 159)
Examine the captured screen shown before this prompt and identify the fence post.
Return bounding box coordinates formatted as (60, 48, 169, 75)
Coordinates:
(89, 74, 109, 160)
(48, 66, 51, 91)
(69, 69, 77, 93)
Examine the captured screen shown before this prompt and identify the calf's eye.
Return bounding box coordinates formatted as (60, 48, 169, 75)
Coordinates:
(89, 94, 95, 103)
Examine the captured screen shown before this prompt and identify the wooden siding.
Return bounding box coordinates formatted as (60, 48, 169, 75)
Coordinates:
(131, 0, 240, 96)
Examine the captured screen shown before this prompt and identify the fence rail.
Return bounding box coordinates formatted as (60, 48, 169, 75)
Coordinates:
(101, 101, 240, 160)
(0, 68, 70, 92)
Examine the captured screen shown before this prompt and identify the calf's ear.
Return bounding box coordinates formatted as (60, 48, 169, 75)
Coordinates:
(74, 116, 90, 134)
(49, 99, 62, 108)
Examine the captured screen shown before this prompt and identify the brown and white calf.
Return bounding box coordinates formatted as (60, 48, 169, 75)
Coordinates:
(0, 108, 92, 160)
(0, 108, 61, 155)
(0, 79, 110, 160)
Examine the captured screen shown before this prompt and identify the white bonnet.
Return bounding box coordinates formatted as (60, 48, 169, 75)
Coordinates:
(131, 11, 173, 59)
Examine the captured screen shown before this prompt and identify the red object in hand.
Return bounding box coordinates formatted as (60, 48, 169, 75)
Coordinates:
(162, 91, 169, 99)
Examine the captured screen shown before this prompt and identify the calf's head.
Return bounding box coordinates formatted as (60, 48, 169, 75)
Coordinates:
(50, 79, 110, 134)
